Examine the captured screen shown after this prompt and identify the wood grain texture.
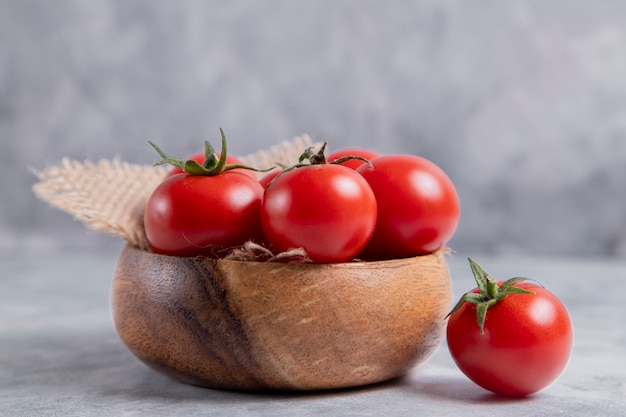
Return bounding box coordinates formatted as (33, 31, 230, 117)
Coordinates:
(111, 245, 452, 391)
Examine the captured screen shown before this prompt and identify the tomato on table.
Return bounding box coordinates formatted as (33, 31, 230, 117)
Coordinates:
(261, 143, 377, 263)
(446, 258, 573, 397)
(356, 154, 460, 260)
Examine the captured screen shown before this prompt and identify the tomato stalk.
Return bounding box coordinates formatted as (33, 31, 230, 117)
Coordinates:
(149, 128, 268, 176)
(299, 142, 329, 165)
(297, 142, 374, 168)
(263, 142, 376, 190)
(447, 258, 537, 334)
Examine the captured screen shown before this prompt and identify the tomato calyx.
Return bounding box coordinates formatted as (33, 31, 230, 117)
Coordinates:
(298, 141, 329, 165)
(264, 142, 373, 188)
(446, 258, 537, 334)
(149, 128, 268, 176)
(297, 142, 374, 168)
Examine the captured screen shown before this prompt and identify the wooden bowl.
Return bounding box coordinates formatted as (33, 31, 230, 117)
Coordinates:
(111, 245, 452, 391)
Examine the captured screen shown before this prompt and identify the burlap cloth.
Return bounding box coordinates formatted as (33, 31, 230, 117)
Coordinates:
(32, 135, 316, 252)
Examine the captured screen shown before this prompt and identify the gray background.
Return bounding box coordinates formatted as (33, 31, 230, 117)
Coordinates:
(2, 0, 626, 258)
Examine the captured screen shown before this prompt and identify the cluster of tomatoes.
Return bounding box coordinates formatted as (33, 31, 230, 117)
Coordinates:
(143, 130, 573, 398)
(143, 129, 460, 263)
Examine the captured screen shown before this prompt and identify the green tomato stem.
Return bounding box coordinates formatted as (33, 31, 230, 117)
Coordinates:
(149, 128, 270, 176)
(447, 258, 536, 334)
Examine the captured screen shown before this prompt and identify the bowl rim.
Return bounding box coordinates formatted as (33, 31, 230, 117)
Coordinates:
(120, 243, 450, 269)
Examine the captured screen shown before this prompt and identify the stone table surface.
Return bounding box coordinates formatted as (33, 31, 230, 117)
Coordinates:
(1, 247, 625, 416)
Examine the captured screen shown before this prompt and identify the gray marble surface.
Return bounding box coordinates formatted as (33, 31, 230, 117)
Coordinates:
(1, 246, 624, 416)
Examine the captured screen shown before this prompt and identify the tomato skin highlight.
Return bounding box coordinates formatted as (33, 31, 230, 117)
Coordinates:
(144, 171, 264, 257)
(260, 164, 377, 263)
(327, 148, 381, 170)
(357, 154, 460, 260)
(446, 282, 573, 397)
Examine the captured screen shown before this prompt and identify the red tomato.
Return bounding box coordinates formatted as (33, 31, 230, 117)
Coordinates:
(446, 259, 573, 397)
(258, 167, 283, 188)
(167, 152, 257, 179)
(356, 154, 460, 260)
(144, 171, 264, 257)
(261, 164, 377, 263)
(327, 147, 381, 170)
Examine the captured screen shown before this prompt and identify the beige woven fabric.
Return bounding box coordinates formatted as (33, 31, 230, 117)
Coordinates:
(33, 135, 316, 250)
